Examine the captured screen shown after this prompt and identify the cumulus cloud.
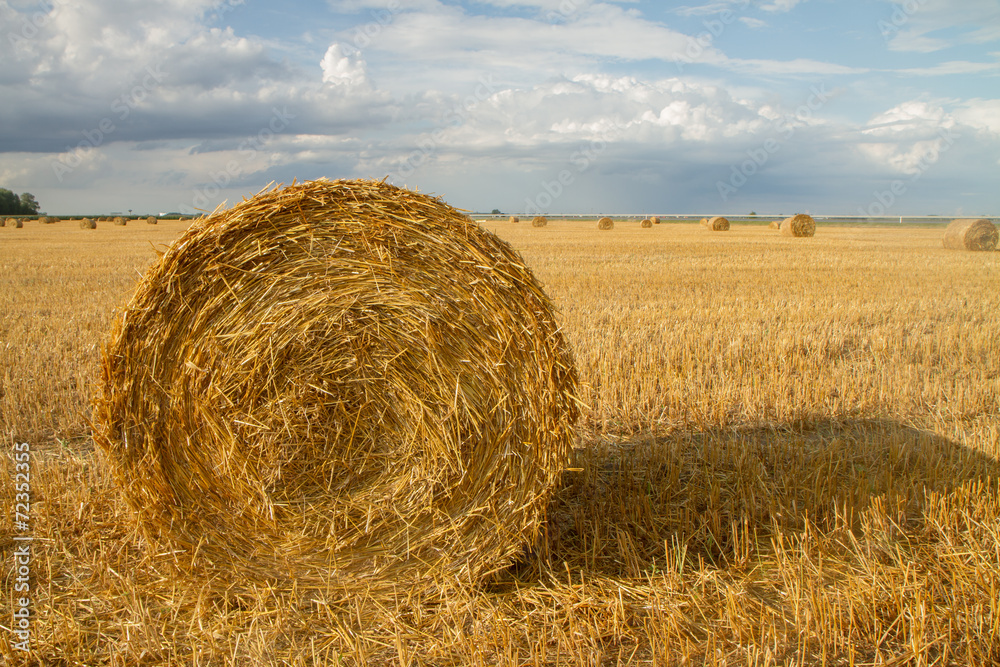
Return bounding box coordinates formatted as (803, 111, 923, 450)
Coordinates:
(320, 43, 369, 87)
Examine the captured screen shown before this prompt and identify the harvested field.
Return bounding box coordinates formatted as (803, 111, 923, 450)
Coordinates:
(2, 218, 999, 666)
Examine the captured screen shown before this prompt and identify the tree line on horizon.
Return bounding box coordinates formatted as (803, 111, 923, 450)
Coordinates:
(0, 188, 41, 216)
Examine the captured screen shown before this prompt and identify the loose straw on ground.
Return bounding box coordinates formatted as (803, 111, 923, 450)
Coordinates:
(92, 178, 580, 595)
(943, 218, 997, 251)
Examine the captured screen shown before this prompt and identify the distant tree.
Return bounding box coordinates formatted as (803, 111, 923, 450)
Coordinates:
(749, 211, 757, 217)
(19, 192, 40, 214)
(491, 209, 502, 215)
(0, 188, 41, 215)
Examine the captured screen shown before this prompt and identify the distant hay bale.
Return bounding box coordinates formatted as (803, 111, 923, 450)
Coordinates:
(650, 216, 660, 224)
(509, 216, 519, 223)
(79, 218, 96, 229)
(768, 221, 781, 230)
(780, 214, 816, 238)
(13, 219, 23, 228)
(942, 218, 997, 251)
(640, 219, 653, 228)
(92, 178, 580, 594)
(708, 216, 730, 231)
(699, 217, 709, 227)
(146, 216, 158, 225)
(0, 218, 6, 228)
(531, 216, 548, 227)
(39, 216, 53, 224)
(113, 217, 127, 226)
(598, 217, 614, 230)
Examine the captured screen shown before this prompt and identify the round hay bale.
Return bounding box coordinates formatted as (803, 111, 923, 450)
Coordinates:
(93, 178, 580, 593)
(781, 214, 816, 237)
(942, 218, 997, 251)
(650, 216, 660, 224)
(79, 218, 96, 229)
(597, 217, 614, 230)
(113, 216, 127, 226)
(146, 216, 158, 225)
(699, 217, 709, 227)
(0, 218, 6, 228)
(509, 215, 519, 224)
(38, 216, 53, 224)
(768, 220, 781, 230)
(531, 216, 548, 227)
(13, 219, 23, 228)
(708, 216, 730, 231)
(640, 219, 653, 228)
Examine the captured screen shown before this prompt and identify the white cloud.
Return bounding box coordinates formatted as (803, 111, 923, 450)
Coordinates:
(739, 16, 768, 28)
(320, 43, 369, 87)
(760, 0, 804, 12)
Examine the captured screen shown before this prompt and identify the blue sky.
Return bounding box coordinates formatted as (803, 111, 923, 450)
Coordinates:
(1, 0, 998, 216)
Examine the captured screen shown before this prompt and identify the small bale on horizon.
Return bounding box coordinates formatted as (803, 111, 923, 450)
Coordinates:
(79, 218, 96, 229)
(768, 221, 781, 230)
(509, 216, 519, 223)
(781, 214, 816, 238)
(531, 216, 548, 227)
(708, 216, 730, 231)
(147, 216, 158, 225)
(598, 217, 614, 230)
(650, 216, 660, 224)
(942, 218, 997, 251)
(39, 216, 53, 224)
(113, 217, 127, 226)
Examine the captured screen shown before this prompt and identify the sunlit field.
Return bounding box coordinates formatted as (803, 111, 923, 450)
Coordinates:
(2, 217, 999, 665)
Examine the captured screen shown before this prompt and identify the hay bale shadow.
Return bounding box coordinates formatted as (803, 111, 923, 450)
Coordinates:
(492, 419, 1000, 584)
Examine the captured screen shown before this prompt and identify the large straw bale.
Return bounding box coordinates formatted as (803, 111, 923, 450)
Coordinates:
(146, 216, 158, 225)
(597, 217, 614, 230)
(79, 218, 96, 229)
(781, 214, 816, 237)
(13, 219, 23, 228)
(93, 178, 579, 593)
(942, 218, 997, 251)
(0, 218, 6, 227)
(531, 216, 548, 227)
(707, 216, 730, 231)
(640, 219, 653, 228)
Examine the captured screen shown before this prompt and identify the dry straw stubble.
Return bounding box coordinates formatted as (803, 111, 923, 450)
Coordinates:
(942, 218, 998, 251)
(93, 178, 580, 595)
(598, 217, 614, 230)
(781, 213, 817, 237)
(531, 216, 547, 227)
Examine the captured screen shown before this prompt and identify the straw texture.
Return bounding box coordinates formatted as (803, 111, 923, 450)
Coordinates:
(146, 216, 158, 225)
(598, 217, 614, 230)
(708, 216, 730, 231)
(79, 218, 96, 229)
(531, 216, 548, 227)
(781, 214, 816, 237)
(93, 178, 580, 592)
(769, 221, 781, 230)
(509, 216, 519, 223)
(943, 218, 997, 251)
(650, 216, 660, 225)
(640, 219, 653, 228)
(13, 219, 22, 228)
(113, 217, 127, 226)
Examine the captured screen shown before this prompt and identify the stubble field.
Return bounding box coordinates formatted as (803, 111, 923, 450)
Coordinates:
(1, 217, 999, 665)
